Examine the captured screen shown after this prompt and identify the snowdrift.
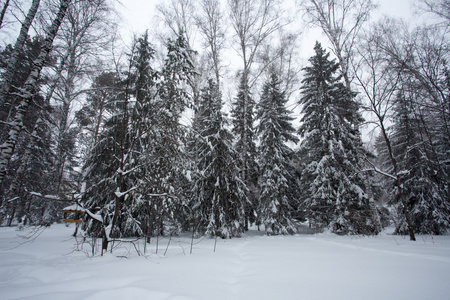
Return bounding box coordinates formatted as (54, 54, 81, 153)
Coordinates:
(0, 224, 449, 300)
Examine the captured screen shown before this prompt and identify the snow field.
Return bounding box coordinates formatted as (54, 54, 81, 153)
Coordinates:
(0, 224, 449, 300)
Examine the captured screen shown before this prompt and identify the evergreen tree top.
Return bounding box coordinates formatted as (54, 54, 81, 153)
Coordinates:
(299, 41, 362, 130)
(163, 30, 196, 80)
(257, 72, 298, 144)
(302, 42, 341, 86)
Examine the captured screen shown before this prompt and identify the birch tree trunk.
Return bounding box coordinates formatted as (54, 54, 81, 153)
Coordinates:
(0, 0, 10, 30)
(0, 0, 40, 106)
(195, 0, 225, 86)
(0, 0, 71, 187)
(379, 122, 416, 241)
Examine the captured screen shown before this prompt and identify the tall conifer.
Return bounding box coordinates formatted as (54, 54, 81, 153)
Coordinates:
(389, 91, 450, 234)
(192, 80, 247, 238)
(298, 42, 379, 235)
(256, 73, 299, 234)
(231, 75, 258, 229)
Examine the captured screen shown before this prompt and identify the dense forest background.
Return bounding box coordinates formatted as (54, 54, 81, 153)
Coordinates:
(0, 0, 448, 250)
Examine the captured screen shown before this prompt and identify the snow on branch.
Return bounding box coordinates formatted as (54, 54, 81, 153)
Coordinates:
(84, 208, 103, 223)
(146, 193, 169, 197)
(114, 186, 138, 198)
(29, 192, 71, 201)
(30, 191, 103, 223)
(362, 157, 397, 180)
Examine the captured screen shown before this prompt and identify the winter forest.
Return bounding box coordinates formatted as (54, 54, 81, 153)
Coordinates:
(0, 0, 449, 253)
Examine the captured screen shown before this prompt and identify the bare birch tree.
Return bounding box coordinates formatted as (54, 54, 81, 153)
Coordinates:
(156, 0, 197, 45)
(256, 29, 301, 100)
(50, 0, 115, 194)
(0, 0, 71, 187)
(301, 0, 376, 89)
(228, 0, 285, 88)
(380, 19, 449, 234)
(352, 21, 416, 240)
(417, 0, 450, 25)
(0, 0, 40, 108)
(194, 0, 226, 86)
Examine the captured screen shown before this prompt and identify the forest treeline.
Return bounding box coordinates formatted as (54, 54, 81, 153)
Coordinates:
(0, 0, 448, 250)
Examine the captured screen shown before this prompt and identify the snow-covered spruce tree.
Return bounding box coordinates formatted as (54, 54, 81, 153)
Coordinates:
(81, 33, 156, 246)
(389, 90, 450, 235)
(140, 30, 195, 237)
(82, 31, 195, 248)
(192, 80, 247, 238)
(256, 73, 299, 234)
(124, 31, 159, 241)
(231, 74, 259, 229)
(80, 70, 136, 242)
(298, 42, 379, 235)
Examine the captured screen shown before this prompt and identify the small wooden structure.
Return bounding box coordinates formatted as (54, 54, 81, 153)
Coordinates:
(62, 203, 85, 223)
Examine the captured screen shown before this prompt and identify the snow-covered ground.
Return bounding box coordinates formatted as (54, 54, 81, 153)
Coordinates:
(0, 224, 449, 300)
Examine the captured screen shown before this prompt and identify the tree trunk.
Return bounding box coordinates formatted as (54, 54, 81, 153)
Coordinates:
(0, 0, 40, 107)
(93, 91, 106, 144)
(379, 120, 416, 241)
(0, 0, 71, 187)
(0, 0, 10, 30)
(55, 41, 77, 193)
(101, 226, 108, 255)
(7, 201, 15, 226)
(110, 61, 131, 237)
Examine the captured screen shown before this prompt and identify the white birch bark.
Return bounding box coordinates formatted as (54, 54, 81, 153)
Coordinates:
(0, 0, 71, 186)
(0, 0, 40, 106)
(0, 0, 10, 30)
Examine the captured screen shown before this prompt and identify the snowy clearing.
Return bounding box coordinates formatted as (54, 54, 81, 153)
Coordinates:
(0, 224, 449, 300)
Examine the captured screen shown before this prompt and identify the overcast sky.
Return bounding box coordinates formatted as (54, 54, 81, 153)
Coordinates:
(115, 0, 419, 62)
(116, 0, 416, 39)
